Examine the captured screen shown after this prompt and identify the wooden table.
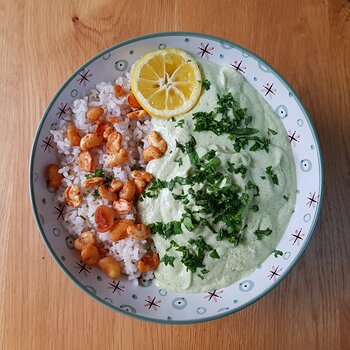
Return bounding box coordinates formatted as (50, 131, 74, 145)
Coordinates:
(1, 0, 349, 349)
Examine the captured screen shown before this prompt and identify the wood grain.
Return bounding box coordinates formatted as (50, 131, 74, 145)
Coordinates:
(0, 0, 349, 349)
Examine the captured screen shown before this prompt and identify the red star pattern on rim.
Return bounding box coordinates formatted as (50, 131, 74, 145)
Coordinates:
(144, 296, 161, 311)
(41, 135, 54, 153)
(205, 289, 224, 302)
(197, 42, 214, 59)
(261, 83, 277, 98)
(74, 260, 92, 276)
(77, 69, 92, 86)
(230, 60, 246, 73)
(56, 102, 68, 118)
(306, 192, 319, 208)
(289, 228, 305, 246)
(267, 265, 282, 281)
(108, 280, 125, 295)
(288, 130, 301, 147)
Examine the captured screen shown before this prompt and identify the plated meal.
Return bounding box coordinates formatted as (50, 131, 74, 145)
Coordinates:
(31, 33, 322, 323)
(47, 48, 296, 293)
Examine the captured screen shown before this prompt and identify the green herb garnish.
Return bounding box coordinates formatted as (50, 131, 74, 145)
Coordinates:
(209, 249, 220, 259)
(251, 205, 259, 212)
(79, 215, 86, 221)
(266, 166, 279, 185)
(176, 245, 205, 273)
(166, 240, 179, 251)
(188, 236, 213, 251)
(92, 189, 100, 200)
(176, 119, 185, 128)
(254, 228, 272, 240)
(142, 179, 168, 198)
(283, 195, 289, 201)
(268, 128, 278, 135)
(161, 254, 176, 267)
(201, 79, 211, 90)
(174, 158, 183, 166)
(175, 140, 186, 152)
(85, 169, 105, 179)
(227, 162, 248, 178)
(149, 221, 182, 239)
(273, 249, 283, 257)
(192, 93, 270, 153)
(247, 181, 260, 196)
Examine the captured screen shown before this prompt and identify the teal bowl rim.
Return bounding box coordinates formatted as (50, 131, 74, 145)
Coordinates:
(29, 31, 324, 324)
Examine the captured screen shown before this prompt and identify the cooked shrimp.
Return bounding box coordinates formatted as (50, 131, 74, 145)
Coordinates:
(86, 106, 104, 121)
(95, 205, 115, 232)
(127, 224, 151, 240)
(98, 256, 121, 279)
(148, 131, 167, 153)
(67, 123, 81, 146)
(137, 251, 160, 272)
(65, 184, 81, 207)
(78, 151, 94, 172)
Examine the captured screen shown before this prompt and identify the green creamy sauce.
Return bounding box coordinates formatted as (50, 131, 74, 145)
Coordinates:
(138, 60, 296, 293)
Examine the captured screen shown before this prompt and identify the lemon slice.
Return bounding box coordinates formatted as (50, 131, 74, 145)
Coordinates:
(131, 48, 202, 118)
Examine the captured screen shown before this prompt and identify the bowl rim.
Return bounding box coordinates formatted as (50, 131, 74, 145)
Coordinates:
(29, 31, 324, 324)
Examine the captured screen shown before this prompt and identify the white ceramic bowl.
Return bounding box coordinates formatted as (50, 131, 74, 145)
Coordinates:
(30, 32, 323, 324)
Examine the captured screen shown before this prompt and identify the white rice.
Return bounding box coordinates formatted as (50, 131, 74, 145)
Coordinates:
(50, 72, 155, 281)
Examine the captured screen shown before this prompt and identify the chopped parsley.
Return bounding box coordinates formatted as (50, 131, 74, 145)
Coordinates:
(160, 254, 176, 267)
(85, 169, 105, 179)
(251, 205, 259, 212)
(245, 115, 253, 126)
(174, 158, 183, 166)
(182, 215, 196, 231)
(192, 93, 270, 153)
(175, 140, 186, 152)
(92, 189, 100, 200)
(201, 79, 211, 90)
(201, 268, 209, 274)
(283, 195, 289, 201)
(260, 175, 266, 180)
(197, 274, 204, 280)
(268, 128, 278, 135)
(254, 228, 272, 240)
(273, 249, 283, 257)
(266, 166, 279, 185)
(188, 236, 213, 251)
(247, 181, 260, 197)
(176, 245, 205, 273)
(209, 249, 220, 259)
(175, 119, 185, 128)
(79, 215, 86, 221)
(142, 179, 168, 198)
(227, 162, 247, 178)
(149, 221, 182, 239)
(166, 240, 179, 251)
(131, 165, 140, 171)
